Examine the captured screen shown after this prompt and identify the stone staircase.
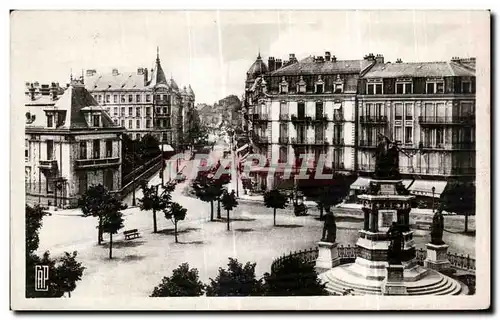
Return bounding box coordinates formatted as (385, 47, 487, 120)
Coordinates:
(319, 266, 466, 296)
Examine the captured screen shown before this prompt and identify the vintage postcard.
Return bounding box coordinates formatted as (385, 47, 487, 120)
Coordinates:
(10, 10, 490, 310)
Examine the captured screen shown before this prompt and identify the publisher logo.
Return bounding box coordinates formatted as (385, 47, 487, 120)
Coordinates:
(35, 265, 49, 292)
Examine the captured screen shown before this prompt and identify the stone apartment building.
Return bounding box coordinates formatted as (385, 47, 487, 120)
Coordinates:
(25, 79, 125, 208)
(85, 49, 195, 149)
(243, 52, 476, 197)
(353, 57, 476, 199)
(243, 52, 379, 190)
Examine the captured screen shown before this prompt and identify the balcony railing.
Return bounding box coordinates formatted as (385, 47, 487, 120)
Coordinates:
(312, 137, 328, 145)
(278, 136, 289, 144)
(332, 138, 344, 146)
(360, 115, 387, 124)
(38, 159, 57, 170)
(279, 114, 290, 121)
(418, 142, 476, 150)
(359, 140, 377, 148)
(290, 137, 307, 145)
(418, 116, 475, 125)
(75, 157, 120, 170)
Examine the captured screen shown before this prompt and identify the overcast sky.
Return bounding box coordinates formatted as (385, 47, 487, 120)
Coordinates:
(11, 10, 487, 104)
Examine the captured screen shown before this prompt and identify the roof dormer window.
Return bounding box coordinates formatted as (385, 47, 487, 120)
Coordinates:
(426, 78, 444, 94)
(315, 75, 325, 94)
(47, 114, 54, 128)
(367, 79, 383, 95)
(297, 76, 306, 94)
(334, 75, 344, 94)
(93, 114, 101, 127)
(396, 78, 413, 94)
(279, 77, 288, 94)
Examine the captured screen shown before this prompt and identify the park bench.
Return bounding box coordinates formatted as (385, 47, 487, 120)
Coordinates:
(123, 229, 141, 240)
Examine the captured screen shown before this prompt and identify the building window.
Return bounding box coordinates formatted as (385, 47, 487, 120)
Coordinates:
(25, 140, 29, 161)
(128, 95, 133, 103)
(136, 94, 141, 103)
(106, 140, 112, 158)
(146, 94, 151, 102)
(405, 83, 412, 94)
(315, 124, 324, 141)
(155, 94, 161, 102)
(136, 107, 141, 117)
(105, 95, 110, 103)
(280, 102, 287, 117)
(98, 95, 102, 102)
(167, 105, 171, 114)
(297, 102, 305, 118)
(462, 80, 472, 94)
(436, 128, 444, 146)
(315, 102, 323, 119)
(405, 103, 413, 120)
(367, 83, 383, 95)
(121, 120, 125, 127)
(113, 95, 118, 103)
(128, 107, 133, 116)
(47, 114, 53, 127)
(426, 81, 444, 94)
(93, 140, 100, 159)
(121, 95, 126, 103)
(136, 119, 140, 129)
(156, 107, 161, 114)
(128, 120, 132, 129)
(113, 107, 118, 116)
(334, 83, 343, 94)
(394, 127, 403, 143)
(146, 119, 151, 128)
(163, 107, 167, 114)
(315, 83, 324, 94)
(121, 107, 125, 116)
(113, 119, 118, 125)
(297, 77, 306, 93)
(395, 103, 403, 120)
(146, 107, 151, 116)
(92, 115, 100, 127)
(405, 127, 413, 144)
(46, 140, 54, 160)
(279, 147, 287, 163)
(280, 83, 288, 94)
(136, 133, 141, 140)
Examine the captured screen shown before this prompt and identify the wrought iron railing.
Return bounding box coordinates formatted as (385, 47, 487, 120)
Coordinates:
(418, 116, 474, 125)
(360, 115, 387, 124)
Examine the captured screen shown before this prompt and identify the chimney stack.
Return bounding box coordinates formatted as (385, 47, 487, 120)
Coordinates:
(86, 69, 96, 77)
(364, 53, 375, 61)
(375, 54, 384, 64)
(451, 56, 461, 63)
(268, 57, 276, 72)
(289, 53, 297, 63)
(144, 67, 149, 85)
(50, 82, 58, 100)
(275, 59, 283, 69)
(331, 55, 337, 62)
(29, 83, 35, 101)
(396, 58, 403, 63)
(325, 51, 331, 61)
(112, 68, 119, 76)
(137, 67, 144, 75)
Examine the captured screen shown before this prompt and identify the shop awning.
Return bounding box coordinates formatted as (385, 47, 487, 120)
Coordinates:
(350, 177, 371, 190)
(408, 180, 447, 198)
(160, 144, 174, 152)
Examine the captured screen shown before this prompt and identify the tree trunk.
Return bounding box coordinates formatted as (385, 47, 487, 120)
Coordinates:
(109, 233, 113, 259)
(319, 207, 324, 220)
(217, 199, 221, 219)
(227, 210, 230, 231)
(68, 291, 71, 298)
(210, 201, 214, 221)
(464, 212, 469, 233)
(153, 210, 158, 233)
(273, 208, 277, 226)
(174, 221, 178, 243)
(98, 217, 103, 245)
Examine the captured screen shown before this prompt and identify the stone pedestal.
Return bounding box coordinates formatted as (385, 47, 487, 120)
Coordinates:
(315, 241, 340, 270)
(424, 243, 451, 271)
(382, 264, 408, 295)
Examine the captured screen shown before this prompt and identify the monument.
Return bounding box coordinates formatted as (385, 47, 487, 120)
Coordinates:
(315, 208, 340, 271)
(318, 134, 465, 295)
(424, 209, 451, 271)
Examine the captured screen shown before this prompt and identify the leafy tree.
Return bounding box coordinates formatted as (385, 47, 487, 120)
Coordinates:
(206, 258, 264, 296)
(221, 190, 238, 231)
(440, 181, 476, 233)
(138, 182, 174, 233)
(263, 256, 328, 296)
(101, 195, 126, 259)
(191, 173, 219, 221)
(211, 161, 231, 219)
(55, 251, 86, 297)
(151, 263, 205, 297)
(140, 134, 161, 159)
(164, 202, 187, 243)
(264, 189, 288, 226)
(25, 205, 85, 298)
(79, 184, 118, 245)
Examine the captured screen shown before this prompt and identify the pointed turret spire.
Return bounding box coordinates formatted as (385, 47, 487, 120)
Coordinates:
(149, 46, 168, 87)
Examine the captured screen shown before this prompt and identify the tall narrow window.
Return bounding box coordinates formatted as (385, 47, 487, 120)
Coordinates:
(121, 120, 125, 127)
(405, 127, 413, 144)
(405, 83, 412, 94)
(436, 128, 444, 146)
(93, 140, 100, 159)
(136, 119, 140, 129)
(315, 124, 324, 142)
(136, 107, 141, 117)
(394, 127, 403, 143)
(113, 95, 118, 103)
(280, 102, 287, 117)
(121, 95, 126, 103)
(47, 114, 53, 127)
(375, 83, 383, 94)
(128, 107, 133, 116)
(405, 103, 413, 120)
(46, 140, 54, 160)
(436, 82, 444, 93)
(426, 82, 435, 94)
(79, 141, 87, 159)
(315, 83, 323, 94)
(25, 140, 29, 161)
(128, 120, 132, 129)
(315, 102, 323, 119)
(106, 140, 112, 158)
(280, 123, 288, 139)
(297, 102, 305, 118)
(367, 84, 374, 95)
(105, 95, 110, 103)
(395, 103, 403, 120)
(128, 95, 133, 103)
(396, 83, 404, 94)
(93, 115, 100, 127)
(146, 95, 151, 102)
(113, 107, 118, 116)
(136, 94, 141, 103)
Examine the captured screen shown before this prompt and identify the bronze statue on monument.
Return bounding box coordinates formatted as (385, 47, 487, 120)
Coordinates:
(430, 208, 445, 245)
(387, 222, 404, 265)
(321, 209, 337, 243)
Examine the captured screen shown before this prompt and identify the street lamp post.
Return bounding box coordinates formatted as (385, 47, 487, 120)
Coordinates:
(132, 139, 136, 207)
(432, 186, 436, 213)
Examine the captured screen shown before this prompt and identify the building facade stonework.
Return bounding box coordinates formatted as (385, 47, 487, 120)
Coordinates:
(243, 52, 475, 196)
(25, 80, 125, 208)
(85, 49, 195, 149)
